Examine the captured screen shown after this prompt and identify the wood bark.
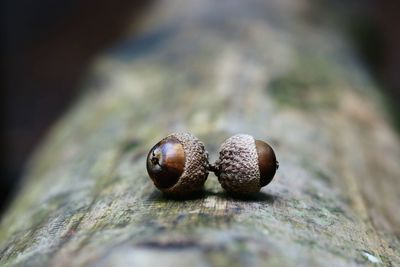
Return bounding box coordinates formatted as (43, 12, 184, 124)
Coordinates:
(1, 1, 399, 266)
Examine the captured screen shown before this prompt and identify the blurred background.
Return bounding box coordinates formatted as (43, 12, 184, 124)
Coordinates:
(1, 0, 399, 215)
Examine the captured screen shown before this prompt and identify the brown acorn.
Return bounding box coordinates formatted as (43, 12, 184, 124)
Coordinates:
(214, 134, 278, 194)
(146, 132, 209, 195)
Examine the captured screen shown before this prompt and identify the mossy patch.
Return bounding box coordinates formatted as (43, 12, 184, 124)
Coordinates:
(268, 54, 340, 110)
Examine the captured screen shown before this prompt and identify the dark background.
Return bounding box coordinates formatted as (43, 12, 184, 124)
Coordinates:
(1, 0, 399, 215)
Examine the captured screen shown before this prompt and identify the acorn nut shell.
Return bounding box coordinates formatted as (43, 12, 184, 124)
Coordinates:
(146, 132, 209, 196)
(215, 134, 278, 194)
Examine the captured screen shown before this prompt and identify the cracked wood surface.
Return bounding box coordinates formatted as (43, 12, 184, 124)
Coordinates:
(1, 0, 400, 266)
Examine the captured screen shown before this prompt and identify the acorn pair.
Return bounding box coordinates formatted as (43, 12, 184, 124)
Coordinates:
(146, 132, 278, 196)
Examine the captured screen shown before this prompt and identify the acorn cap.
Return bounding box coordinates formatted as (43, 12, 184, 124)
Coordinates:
(215, 134, 277, 194)
(147, 132, 209, 196)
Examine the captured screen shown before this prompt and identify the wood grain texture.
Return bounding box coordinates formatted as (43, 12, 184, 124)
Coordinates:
(1, 0, 400, 266)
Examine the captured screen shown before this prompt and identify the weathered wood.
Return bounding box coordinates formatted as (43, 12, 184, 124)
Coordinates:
(1, 1, 400, 266)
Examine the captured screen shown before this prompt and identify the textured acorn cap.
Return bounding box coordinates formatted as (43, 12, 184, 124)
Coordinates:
(215, 134, 277, 194)
(148, 132, 209, 196)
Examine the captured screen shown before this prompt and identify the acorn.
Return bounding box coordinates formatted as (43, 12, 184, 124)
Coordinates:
(214, 134, 278, 195)
(146, 132, 209, 196)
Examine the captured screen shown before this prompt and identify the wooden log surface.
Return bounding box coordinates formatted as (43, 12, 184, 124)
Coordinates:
(1, 0, 400, 266)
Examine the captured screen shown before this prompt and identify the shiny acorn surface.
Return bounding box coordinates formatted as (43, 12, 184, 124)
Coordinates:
(146, 136, 185, 189)
(255, 139, 278, 187)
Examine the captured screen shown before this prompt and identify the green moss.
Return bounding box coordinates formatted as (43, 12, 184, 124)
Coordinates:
(379, 254, 394, 266)
(268, 55, 340, 110)
(120, 139, 141, 154)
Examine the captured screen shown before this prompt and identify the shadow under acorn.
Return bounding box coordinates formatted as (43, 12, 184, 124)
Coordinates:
(147, 188, 277, 204)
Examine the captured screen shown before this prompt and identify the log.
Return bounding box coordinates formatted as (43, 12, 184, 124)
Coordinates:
(1, 1, 400, 266)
